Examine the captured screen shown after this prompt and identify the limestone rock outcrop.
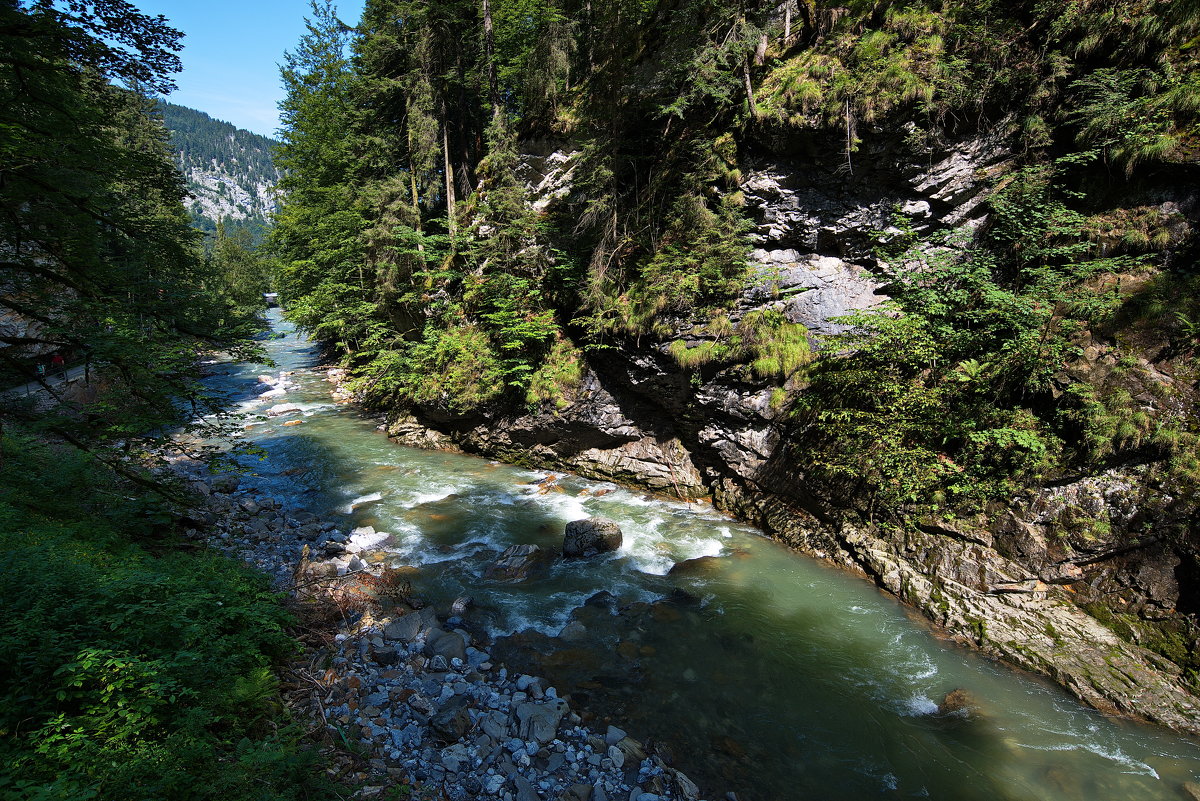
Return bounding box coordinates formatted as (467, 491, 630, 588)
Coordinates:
(377, 130, 1200, 735)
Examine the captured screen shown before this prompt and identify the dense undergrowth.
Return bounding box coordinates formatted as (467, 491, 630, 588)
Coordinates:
(0, 434, 333, 801)
(0, 3, 333, 797)
(794, 166, 1200, 513)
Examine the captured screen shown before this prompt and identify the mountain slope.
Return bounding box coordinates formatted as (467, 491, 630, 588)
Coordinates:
(157, 100, 280, 239)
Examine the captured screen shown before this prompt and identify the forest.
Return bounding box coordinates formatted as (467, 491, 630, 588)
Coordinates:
(275, 0, 1200, 517)
(158, 100, 281, 241)
(0, 2, 314, 798)
(3, 0, 1200, 798)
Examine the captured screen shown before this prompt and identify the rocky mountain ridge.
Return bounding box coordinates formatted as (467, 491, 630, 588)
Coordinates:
(157, 101, 280, 237)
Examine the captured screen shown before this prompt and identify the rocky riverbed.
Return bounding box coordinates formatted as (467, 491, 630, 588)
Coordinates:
(165, 369, 712, 801)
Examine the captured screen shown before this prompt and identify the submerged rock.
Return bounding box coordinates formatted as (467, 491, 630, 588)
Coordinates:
(564, 517, 623, 558)
(667, 556, 723, 577)
(584, 591, 618, 610)
(486, 543, 553, 582)
(938, 688, 982, 720)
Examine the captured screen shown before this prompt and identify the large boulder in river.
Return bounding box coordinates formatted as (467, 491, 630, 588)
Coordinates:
(563, 517, 623, 558)
(485, 543, 553, 582)
(266, 403, 302, 417)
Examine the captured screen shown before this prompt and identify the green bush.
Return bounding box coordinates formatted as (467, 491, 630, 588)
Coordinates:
(526, 337, 585, 408)
(0, 435, 328, 801)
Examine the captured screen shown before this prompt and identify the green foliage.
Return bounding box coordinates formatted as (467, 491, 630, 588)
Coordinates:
(757, 9, 947, 154)
(794, 200, 1098, 509)
(635, 190, 751, 315)
(207, 220, 275, 318)
(755, 0, 1200, 169)
(581, 134, 753, 338)
(0, 434, 325, 801)
(0, 7, 333, 795)
(740, 310, 811, 378)
(526, 337, 584, 408)
(392, 324, 506, 411)
(0, 1, 262, 440)
(792, 137, 1200, 513)
(664, 309, 810, 381)
(668, 338, 728, 368)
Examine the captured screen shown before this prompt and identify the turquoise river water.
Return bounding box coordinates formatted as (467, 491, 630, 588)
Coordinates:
(201, 311, 1200, 801)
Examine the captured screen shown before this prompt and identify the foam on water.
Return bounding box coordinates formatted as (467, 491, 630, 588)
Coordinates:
(626, 519, 729, 576)
(900, 694, 940, 716)
(343, 492, 384, 513)
(409, 540, 498, 565)
(494, 587, 661, 637)
(298, 402, 337, 415)
(1016, 741, 1160, 778)
(523, 485, 589, 522)
(378, 528, 424, 558)
(476, 490, 517, 507)
(407, 487, 461, 507)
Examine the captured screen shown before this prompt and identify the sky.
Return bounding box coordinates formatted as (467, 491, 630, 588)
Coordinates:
(134, 0, 366, 138)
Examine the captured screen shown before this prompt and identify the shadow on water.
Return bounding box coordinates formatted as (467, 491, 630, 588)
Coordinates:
(198, 311, 1200, 801)
(489, 576, 1037, 801)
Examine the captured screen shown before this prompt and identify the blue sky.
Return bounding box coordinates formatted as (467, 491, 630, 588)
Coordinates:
(135, 0, 365, 137)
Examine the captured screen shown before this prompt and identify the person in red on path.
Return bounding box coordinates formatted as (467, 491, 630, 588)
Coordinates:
(50, 353, 65, 373)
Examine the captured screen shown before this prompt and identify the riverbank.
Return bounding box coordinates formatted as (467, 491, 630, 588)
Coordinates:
(184, 310, 1200, 801)
(341, 368, 1200, 739)
(168, 367, 709, 801)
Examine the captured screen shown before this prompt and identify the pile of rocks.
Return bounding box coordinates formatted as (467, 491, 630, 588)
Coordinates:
(167, 441, 711, 801)
(310, 603, 704, 801)
(176, 469, 337, 586)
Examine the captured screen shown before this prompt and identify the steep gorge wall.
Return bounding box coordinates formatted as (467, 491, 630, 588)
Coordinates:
(380, 130, 1200, 734)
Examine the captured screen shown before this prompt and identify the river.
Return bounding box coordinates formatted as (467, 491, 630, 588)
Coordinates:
(200, 310, 1200, 801)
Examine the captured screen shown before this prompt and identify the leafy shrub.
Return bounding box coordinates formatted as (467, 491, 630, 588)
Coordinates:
(395, 324, 506, 411)
(526, 337, 585, 408)
(0, 434, 327, 801)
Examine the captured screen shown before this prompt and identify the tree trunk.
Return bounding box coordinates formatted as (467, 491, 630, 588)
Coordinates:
(441, 104, 457, 236)
(742, 59, 758, 118)
(409, 171, 425, 253)
(843, 99, 855, 175)
(482, 0, 500, 119)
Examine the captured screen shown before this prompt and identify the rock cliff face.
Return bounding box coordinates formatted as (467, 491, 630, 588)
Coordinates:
(157, 101, 280, 235)
(382, 131, 1200, 734)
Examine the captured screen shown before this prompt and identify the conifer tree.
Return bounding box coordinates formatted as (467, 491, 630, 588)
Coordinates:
(1, 0, 256, 443)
